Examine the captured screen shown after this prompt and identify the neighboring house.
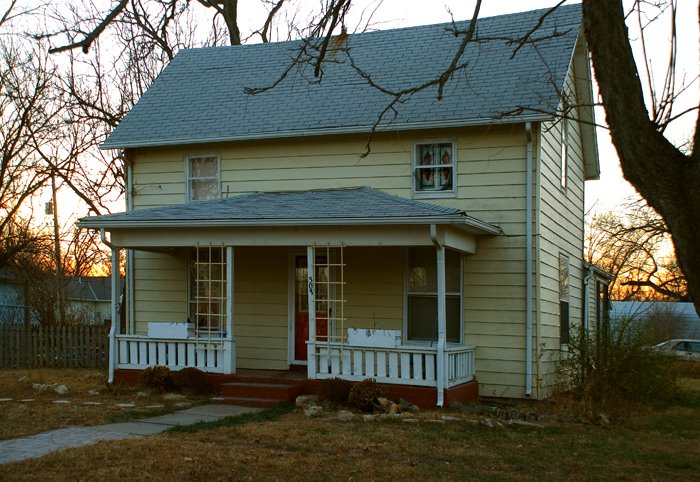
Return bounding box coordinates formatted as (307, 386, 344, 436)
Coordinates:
(78, 4, 608, 405)
(65, 277, 126, 325)
(0, 269, 32, 325)
(611, 302, 700, 340)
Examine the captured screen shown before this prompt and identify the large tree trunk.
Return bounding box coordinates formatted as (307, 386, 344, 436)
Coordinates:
(581, 1, 700, 317)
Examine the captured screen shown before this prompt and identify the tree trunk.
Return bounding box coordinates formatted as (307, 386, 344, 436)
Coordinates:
(581, 0, 700, 316)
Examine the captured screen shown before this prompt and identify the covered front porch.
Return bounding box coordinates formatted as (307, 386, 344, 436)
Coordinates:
(79, 188, 501, 406)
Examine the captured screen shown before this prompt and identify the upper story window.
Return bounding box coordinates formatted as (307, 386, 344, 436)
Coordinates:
(187, 155, 220, 201)
(413, 141, 455, 197)
(560, 118, 568, 190)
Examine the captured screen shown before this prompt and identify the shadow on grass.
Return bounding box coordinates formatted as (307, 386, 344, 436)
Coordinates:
(167, 403, 295, 434)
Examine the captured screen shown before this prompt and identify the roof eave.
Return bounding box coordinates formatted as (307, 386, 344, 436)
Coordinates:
(78, 215, 502, 236)
(100, 114, 552, 150)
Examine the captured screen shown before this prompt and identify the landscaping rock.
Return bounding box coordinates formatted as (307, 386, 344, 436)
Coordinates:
(33, 383, 53, 392)
(597, 413, 611, 426)
(337, 410, 355, 421)
(117, 403, 136, 408)
(53, 400, 71, 404)
(88, 389, 100, 396)
(399, 398, 420, 413)
(363, 414, 378, 422)
(83, 401, 102, 405)
(481, 417, 503, 429)
(20, 398, 35, 402)
(162, 393, 186, 400)
(135, 391, 149, 398)
(146, 404, 165, 409)
(54, 385, 69, 395)
(402, 418, 420, 423)
(303, 405, 323, 418)
(441, 415, 460, 422)
(295, 394, 320, 408)
(507, 419, 543, 428)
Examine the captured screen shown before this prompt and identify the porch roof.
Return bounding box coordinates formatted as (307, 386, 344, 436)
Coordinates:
(78, 187, 502, 235)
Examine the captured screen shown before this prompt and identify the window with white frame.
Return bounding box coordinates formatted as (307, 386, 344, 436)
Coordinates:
(189, 246, 226, 333)
(187, 155, 220, 201)
(413, 141, 455, 195)
(560, 118, 568, 190)
(559, 254, 570, 345)
(406, 247, 462, 343)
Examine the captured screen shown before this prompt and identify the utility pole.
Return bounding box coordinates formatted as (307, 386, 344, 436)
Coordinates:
(51, 170, 64, 324)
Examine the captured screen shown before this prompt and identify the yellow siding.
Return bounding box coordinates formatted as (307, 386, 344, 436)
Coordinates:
(133, 251, 187, 332)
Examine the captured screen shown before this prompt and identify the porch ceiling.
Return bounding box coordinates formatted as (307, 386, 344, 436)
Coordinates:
(78, 187, 501, 252)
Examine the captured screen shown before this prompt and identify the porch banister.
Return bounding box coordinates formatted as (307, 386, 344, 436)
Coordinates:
(108, 246, 119, 384)
(306, 246, 317, 378)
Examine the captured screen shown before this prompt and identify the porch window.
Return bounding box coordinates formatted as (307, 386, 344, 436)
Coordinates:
(189, 246, 226, 333)
(413, 141, 455, 196)
(559, 254, 570, 345)
(406, 247, 462, 343)
(187, 155, 220, 201)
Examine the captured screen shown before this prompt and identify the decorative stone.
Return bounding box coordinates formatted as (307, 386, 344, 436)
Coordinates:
(388, 403, 399, 415)
(362, 414, 378, 422)
(376, 397, 391, 408)
(295, 394, 320, 408)
(20, 398, 35, 402)
(441, 415, 460, 421)
(135, 391, 149, 398)
(597, 413, 611, 426)
(0, 398, 13, 402)
(54, 385, 69, 395)
(303, 405, 323, 418)
(402, 418, 420, 424)
(481, 417, 503, 429)
(117, 403, 136, 408)
(507, 419, 543, 428)
(53, 400, 71, 404)
(146, 404, 165, 409)
(88, 389, 100, 396)
(336, 410, 355, 421)
(162, 393, 186, 400)
(33, 383, 52, 392)
(18, 376, 27, 383)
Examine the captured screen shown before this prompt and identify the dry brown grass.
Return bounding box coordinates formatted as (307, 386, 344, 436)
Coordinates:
(0, 369, 211, 440)
(0, 367, 698, 480)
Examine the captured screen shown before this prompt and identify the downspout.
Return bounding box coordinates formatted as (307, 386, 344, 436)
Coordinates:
(430, 224, 446, 407)
(525, 122, 533, 397)
(101, 228, 118, 384)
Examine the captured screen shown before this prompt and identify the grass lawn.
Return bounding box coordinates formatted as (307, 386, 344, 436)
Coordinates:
(0, 369, 211, 440)
(0, 369, 698, 481)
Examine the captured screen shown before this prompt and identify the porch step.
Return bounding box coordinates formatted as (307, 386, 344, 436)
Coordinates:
(217, 381, 304, 407)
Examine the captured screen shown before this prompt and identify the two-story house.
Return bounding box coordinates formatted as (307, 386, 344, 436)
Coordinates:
(79, 4, 610, 406)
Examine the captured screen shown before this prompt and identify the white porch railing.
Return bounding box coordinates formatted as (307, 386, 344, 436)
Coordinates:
(115, 335, 235, 374)
(310, 342, 475, 387)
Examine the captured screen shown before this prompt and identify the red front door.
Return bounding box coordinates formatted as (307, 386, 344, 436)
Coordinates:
(294, 255, 328, 361)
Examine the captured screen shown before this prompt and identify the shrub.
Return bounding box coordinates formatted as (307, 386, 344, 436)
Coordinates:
(140, 365, 174, 391)
(318, 377, 353, 405)
(348, 378, 386, 412)
(171, 367, 213, 395)
(559, 317, 680, 410)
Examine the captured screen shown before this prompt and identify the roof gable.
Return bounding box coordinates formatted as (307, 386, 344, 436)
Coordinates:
(103, 4, 583, 149)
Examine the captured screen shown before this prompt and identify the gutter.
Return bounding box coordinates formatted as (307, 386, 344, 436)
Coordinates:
(525, 122, 533, 397)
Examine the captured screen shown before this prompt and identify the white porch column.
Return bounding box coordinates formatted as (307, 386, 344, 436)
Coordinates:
(436, 243, 447, 407)
(306, 246, 317, 379)
(108, 246, 119, 384)
(223, 246, 236, 374)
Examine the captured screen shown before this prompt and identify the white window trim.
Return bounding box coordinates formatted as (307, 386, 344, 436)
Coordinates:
(188, 246, 227, 335)
(185, 154, 221, 202)
(402, 247, 464, 346)
(412, 139, 457, 199)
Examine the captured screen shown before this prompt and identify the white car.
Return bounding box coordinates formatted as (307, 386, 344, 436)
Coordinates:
(653, 339, 700, 361)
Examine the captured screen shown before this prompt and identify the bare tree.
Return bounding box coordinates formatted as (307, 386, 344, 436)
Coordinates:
(582, 1, 700, 314)
(586, 201, 688, 301)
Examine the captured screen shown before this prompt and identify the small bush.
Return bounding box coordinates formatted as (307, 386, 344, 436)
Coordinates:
(140, 366, 174, 391)
(318, 377, 353, 405)
(348, 378, 386, 412)
(559, 317, 680, 410)
(171, 367, 213, 395)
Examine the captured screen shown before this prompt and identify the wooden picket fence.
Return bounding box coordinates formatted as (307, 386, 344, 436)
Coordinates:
(0, 323, 110, 369)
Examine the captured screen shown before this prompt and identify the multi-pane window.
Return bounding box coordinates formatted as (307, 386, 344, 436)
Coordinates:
(189, 247, 226, 333)
(187, 155, 219, 201)
(413, 141, 455, 195)
(559, 254, 570, 345)
(407, 247, 462, 343)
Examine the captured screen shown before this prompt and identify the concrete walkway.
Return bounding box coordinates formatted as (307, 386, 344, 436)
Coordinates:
(0, 404, 261, 465)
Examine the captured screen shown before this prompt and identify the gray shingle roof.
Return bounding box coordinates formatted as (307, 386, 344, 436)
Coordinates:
(102, 4, 582, 149)
(78, 187, 501, 234)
